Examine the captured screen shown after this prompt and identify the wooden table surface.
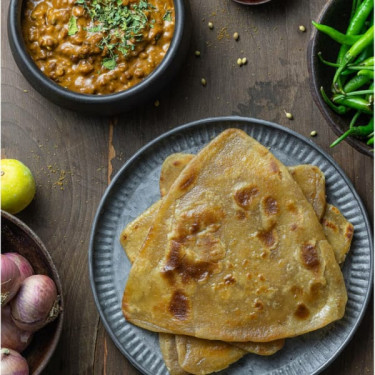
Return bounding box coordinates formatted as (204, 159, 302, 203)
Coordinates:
(2, 0, 373, 374)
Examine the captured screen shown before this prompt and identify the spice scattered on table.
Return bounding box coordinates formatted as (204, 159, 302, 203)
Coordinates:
(233, 32, 239, 41)
(201, 78, 207, 86)
(195, 50, 201, 57)
(299, 25, 306, 32)
(310, 130, 317, 137)
(284, 110, 293, 120)
(237, 57, 247, 67)
(208, 22, 214, 30)
(154, 100, 160, 107)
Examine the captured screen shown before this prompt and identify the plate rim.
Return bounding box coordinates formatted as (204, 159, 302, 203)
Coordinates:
(88, 116, 373, 375)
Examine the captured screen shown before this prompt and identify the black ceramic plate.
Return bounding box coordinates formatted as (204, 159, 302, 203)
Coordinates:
(89, 117, 373, 375)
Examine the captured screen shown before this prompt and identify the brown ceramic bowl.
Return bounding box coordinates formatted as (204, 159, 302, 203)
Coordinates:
(307, 0, 373, 157)
(1, 210, 63, 375)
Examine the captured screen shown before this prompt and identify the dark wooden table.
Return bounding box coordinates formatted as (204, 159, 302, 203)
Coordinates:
(2, 0, 373, 374)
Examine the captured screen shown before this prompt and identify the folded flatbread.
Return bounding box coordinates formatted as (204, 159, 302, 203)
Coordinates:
(321, 204, 354, 264)
(159, 333, 190, 375)
(123, 129, 347, 343)
(175, 335, 246, 375)
(121, 156, 353, 267)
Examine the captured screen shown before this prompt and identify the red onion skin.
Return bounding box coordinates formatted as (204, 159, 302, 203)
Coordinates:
(10, 275, 58, 332)
(1, 255, 21, 306)
(4, 253, 34, 283)
(1, 305, 33, 352)
(1, 348, 29, 375)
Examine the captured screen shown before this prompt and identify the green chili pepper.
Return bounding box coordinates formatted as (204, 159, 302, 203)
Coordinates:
(357, 69, 374, 78)
(367, 135, 374, 145)
(312, 22, 363, 45)
(334, 89, 374, 99)
(347, 0, 373, 35)
(320, 87, 349, 114)
(333, 25, 374, 84)
(353, 0, 366, 18)
(343, 74, 371, 92)
(330, 117, 374, 147)
(317, 53, 374, 76)
(332, 95, 373, 114)
(360, 56, 375, 66)
(336, 0, 374, 64)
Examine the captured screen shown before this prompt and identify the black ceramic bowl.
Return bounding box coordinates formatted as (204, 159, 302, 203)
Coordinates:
(7, 0, 191, 115)
(307, 0, 373, 157)
(1, 211, 64, 375)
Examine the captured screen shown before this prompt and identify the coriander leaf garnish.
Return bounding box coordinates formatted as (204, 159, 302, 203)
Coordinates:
(74, 0, 157, 69)
(163, 10, 172, 22)
(68, 16, 78, 36)
(102, 57, 117, 70)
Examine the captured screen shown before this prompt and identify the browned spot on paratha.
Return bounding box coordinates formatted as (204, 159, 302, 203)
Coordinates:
(322, 218, 338, 232)
(254, 300, 264, 310)
(301, 243, 320, 272)
(294, 303, 310, 319)
(262, 196, 279, 216)
(234, 185, 259, 209)
(224, 274, 236, 285)
(345, 224, 354, 240)
(270, 160, 280, 175)
(286, 201, 298, 214)
(309, 282, 323, 301)
(236, 210, 247, 220)
(162, 240, 216, 284)
(174, 206, 224, 243)
(257, 228, 278, 248)
(169, 290, 189, 320)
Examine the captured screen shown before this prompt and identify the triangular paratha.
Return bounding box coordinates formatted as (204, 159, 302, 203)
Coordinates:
(123, 129, 347, 343)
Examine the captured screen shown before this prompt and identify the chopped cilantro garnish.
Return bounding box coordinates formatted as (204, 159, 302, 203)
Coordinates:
(102, 57, 117, 70)
(163, 10, 172, 22)
(73, 0, 157, 69)
(68, 16, 78, 36)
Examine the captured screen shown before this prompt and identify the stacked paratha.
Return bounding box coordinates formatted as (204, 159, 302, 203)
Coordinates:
(120, 129, 353, 374)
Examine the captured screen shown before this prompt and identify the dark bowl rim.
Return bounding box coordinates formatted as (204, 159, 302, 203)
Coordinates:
(1, 210, 64, 375)
(7, 0, 186, 103)
(307, 0, 373, 158)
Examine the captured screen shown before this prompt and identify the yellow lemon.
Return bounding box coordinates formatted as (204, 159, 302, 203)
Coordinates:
(1, 159, 36, 214)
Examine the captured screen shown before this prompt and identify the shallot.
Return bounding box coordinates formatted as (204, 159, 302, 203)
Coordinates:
(1, 305, 33, 352)
(4, 253, 34, 282)
(0, 348, 29, 375)
(10, 274, 60, 332)
(1, 254, 21, 306)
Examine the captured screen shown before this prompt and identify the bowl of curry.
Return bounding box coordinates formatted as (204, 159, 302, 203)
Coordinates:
(8, 0, 191, 115)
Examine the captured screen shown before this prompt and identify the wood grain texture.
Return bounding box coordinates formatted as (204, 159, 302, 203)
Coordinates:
(1, 0, 373, 374)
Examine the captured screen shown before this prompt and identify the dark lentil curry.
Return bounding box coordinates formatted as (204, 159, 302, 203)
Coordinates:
(22, 0, 175, 94)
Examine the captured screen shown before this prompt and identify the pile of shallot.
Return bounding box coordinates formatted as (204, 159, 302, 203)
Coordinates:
(1, 252, 61, 375)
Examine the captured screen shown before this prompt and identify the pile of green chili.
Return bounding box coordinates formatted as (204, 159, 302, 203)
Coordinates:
(313, 0, 374, 148)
